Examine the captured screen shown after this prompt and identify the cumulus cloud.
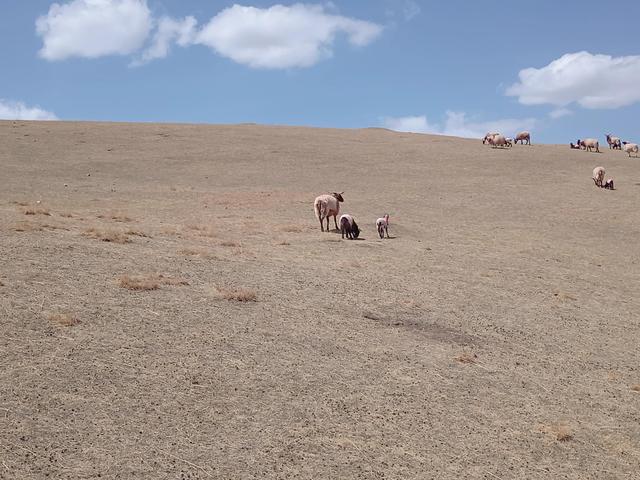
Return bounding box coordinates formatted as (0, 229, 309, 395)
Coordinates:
(36, 0, 152, 61)
(195, 4, 383, 69)
(382, 111, 536, 139)
(0, 100, 58, 121)
(506, 51, 640, 109)
(135, 16, 197, 65)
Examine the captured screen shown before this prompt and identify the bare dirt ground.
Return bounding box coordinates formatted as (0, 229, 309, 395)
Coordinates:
(1, 120, 639, 479)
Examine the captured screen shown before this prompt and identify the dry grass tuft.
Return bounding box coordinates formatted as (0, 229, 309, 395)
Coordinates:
(455, 351, 478, 364)
(13, 222, 44, 232)
(47, 313, 80, 327)
(214, 286, 257, 302)
(277, 240, 291, 246)
(83, 228, 130, 244)
(554, 291, 577, 301)
(59, 212, 74, 218)
(98, 213, 133, 223)
(631, 385, 640, 392)
(119, 274, 188, 291)
(125, 229, 151, 238)
(187, 224, 216, 238)
(12, 201, 29, 207)
(41, 223, 70, 231)
(220, 240, 240, 247)
(23, 207, 51, 216)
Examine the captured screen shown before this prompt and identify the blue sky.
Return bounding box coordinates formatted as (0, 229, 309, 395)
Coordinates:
(1, 0, 639, 143)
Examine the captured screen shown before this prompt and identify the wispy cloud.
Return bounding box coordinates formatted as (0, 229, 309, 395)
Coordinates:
(549, 108, 573, 119)
(507, 51, 640, 109)
(134, 15, 197, 65)
(0, 99, 57, 120)
(382, 111, 536, 139)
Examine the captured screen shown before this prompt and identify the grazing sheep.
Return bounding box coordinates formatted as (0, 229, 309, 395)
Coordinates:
(622, 142, 639, 157)
(580, 138, 600, 153)
(376, 214, 390, 239)
(592, 167, 605, 187)
(505, 137, 513, 147)
(487, 134, 508, 148)
(604, 178, 615, 190)
(514, 131, 531, 145)
(570, 142, 581, 149)
(339, 214, 360, 240)
(606, 134, 622, 150)
(483, 132, 499, 144)
(314, 192, 344, 232)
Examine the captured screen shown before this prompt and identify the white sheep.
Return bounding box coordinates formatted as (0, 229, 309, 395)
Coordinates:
(606, 134, 622, 150)
(487, 134, 508, 148)
(339, 214, 360, 239)
(579, 138, 600, 153)
(592, 167, 605, 187)
(314, 192, 344, 232)
(483, 132, 499, 144)
(514, 131, 531, 145)
(622, 142, 639, 157)
(376, 214, 390, 239)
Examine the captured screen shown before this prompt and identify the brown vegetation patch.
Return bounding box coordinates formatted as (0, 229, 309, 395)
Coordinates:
(23, 207, 51, 216)
(119, 274, 188, 291)
(59, 212, 74, 218)
(213, 286, 257, 302)
(98, 213, 133, 223)
(47, 313, 80, 327)
(179, 248, 216, 258)
(631, 385, 640, 392)
(12, 201, 29, 207)
(187, 224, 216, 237)
(277, 240, 291, 246)
(83, 228, 130, 244)
(540, 424, 573, 442)
(554, 291, 577, 301)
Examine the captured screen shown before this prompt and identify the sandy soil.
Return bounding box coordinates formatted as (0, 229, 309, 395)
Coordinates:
(1, 120, 639, 479)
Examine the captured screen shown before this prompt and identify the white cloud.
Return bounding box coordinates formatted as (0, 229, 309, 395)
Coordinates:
(36, 0, 152, 61)
(0, 100, 58, 121)
(135, 15, 197, 65)
(195, 4, 383, 69)
(382, 111, 536, 139)
(549, 108, 573, 119)
(506, 51, 640, 109)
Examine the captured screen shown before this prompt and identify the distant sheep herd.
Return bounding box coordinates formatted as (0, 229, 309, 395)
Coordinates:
(314, 131, 637, 238)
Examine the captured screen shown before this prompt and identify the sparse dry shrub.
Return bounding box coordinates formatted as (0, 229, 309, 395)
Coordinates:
(455, 351, 478, 364)
(47, 313, 80, 327)
(83, 228, 130, 244)
(41, 223, 69, 231)
(187, 225, 216, 238)
(23, 207, 51, 216)
(12, 201, 29, 207)
(213, 286, 257, 302)
(277, 240, 290, 246)
(554, 291, 577, 301)
(59, 212, 74, 218)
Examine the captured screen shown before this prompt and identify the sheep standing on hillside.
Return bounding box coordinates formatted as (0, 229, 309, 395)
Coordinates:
(505, 137, 513, 147)
(606, 134, 622, 150)
(580, 139, 600, 153)
(622, 142, 639, 157)
(592, 167, 605, 187)
(514, 131, 531, 145)
(483, 132, 499, 144)
(339, 214, 360, 240)
(314, 192, 344, 232)
(487, 134, 508, 148)
(376, 214, 390, 239)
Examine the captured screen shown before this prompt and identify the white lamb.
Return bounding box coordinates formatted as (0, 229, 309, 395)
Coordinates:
(376, 214, 390, 239)
(622, 142, 639, 158)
